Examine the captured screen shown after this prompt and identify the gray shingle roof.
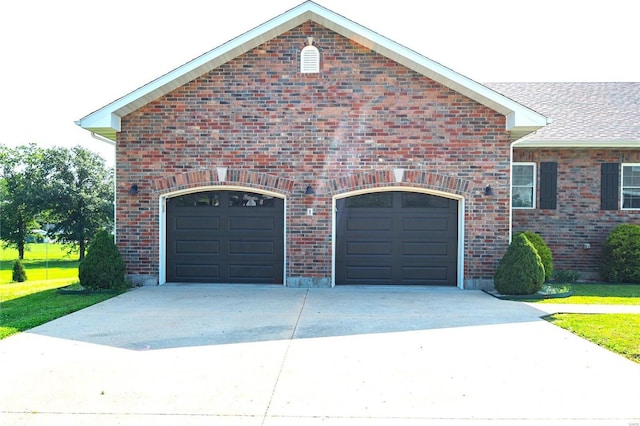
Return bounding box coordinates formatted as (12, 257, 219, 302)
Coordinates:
(485, 82, 640, 146)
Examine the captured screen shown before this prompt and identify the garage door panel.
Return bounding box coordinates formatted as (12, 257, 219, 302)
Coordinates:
(337, 191, 458, 286)
(401, 216, 453, 232)
(229, 216, 277, 232)
(175, 240, 220, 255)
(345, 265, 393, 281)
(229, 264, 278, 280)
(228, 240, 276, 255)
(345, 217, 393, 232)
(174, 216, 220, 231)
(401, 266, 449, 282)
(174, 264, 220, 280)
(401, 241, 451, 256)
(345, 241, 393, 256)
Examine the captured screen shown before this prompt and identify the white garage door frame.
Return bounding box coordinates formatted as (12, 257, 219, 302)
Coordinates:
(158, 185, 287, 286)
(332, 186, 465, 289)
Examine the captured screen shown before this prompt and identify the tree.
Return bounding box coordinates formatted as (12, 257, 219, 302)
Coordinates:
(44, 146, 114, 260)
(0, 144, 48, 259)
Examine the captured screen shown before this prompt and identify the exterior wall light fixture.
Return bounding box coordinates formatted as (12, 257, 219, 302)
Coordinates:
(484, 185, 494, 196)
(128, 184, 139, 195)
(305, 185, 315, 195)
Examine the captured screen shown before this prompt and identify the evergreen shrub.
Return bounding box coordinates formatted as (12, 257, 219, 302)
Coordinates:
(601, 223, 640, 283)
(514, 231, 553, 282)
(79, 230, 126, 290)
(494, 234, 545, 295)
(12, 260, 27, 282)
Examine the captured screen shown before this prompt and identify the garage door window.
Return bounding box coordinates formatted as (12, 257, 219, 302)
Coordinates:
(228, 191, 277, 207)
(171, 192, 220, 207)
(345, 192, 393, 208)
(402, 192, 450, 208)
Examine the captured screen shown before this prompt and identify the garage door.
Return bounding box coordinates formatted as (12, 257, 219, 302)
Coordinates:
(166, 191, 284, 283)
(336, 191, 458, 285)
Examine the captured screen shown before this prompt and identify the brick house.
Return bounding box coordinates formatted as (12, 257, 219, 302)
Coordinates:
(77, 1, 639, 288)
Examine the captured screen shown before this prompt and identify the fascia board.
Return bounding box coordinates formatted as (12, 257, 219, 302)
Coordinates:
(513, 139, 640, 149)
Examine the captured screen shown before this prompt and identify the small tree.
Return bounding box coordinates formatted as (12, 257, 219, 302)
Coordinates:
(601, 224, 640, 283)
(12, 260, 27, 282)
(514, 231, 554, 282)
(494, 234, 545, 295)
(78, 230, 126, 290)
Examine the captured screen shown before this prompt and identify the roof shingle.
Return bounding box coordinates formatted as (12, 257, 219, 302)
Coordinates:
(485, 82, 640, 145)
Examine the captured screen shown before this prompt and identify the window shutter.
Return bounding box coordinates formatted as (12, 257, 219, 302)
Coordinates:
(601, 163, 620, 210)
(539, 162, 557, 209)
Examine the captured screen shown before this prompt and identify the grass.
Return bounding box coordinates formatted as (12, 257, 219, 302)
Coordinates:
(546, 313, 640, 364)
(537, 283, 640, 305)
(530, 283, 640, 364)
(0, 242, 122, 340)
(1, 242, 79, 284)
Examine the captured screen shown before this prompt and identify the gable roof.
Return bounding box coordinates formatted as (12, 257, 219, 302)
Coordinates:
(76, 1, 547, 142)
(487, 82, 640, 148)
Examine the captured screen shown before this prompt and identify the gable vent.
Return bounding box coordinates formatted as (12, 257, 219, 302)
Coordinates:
(301, 37, 319, 73)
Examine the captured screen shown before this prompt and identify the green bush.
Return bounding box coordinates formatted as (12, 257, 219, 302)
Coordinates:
(78, 230, 126, 291)
(494, 234, 545, 295)
(12, 260, 27, 282)
(601, 224, 640, 283)
(554, 269, 580, 284)
(514, 231, 553, 282)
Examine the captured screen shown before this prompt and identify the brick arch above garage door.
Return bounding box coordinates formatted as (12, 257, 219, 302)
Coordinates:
(153, 168, 296, 195)
(324, 170, 473, 197)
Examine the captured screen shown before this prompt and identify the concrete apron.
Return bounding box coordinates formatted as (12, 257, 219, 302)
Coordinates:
(1, 285, 639, 425)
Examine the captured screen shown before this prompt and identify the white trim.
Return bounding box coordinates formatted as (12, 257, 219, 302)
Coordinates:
(158, 185, 287, 286)
(76, 1, 546, 141)
(331, 186, 465, 289)
(512, 162, 537, 210)
(513, 139, 640, 149)
(622, 163, 640, 210)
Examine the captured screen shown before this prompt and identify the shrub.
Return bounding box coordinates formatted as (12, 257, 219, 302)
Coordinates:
(601, 224, 640, 283)
(554, 269, 580, 284)
(494, 234, 545, 295)
(514, 231, 553, 282)
(78, 230, 126, 291)
(12, 260, 27, 282)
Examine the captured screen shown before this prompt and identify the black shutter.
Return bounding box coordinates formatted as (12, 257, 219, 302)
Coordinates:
(539, 162, 557, 210)
(601, 163, 620, 210)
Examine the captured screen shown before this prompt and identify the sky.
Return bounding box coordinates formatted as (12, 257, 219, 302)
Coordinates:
(1, 0, 638, 165)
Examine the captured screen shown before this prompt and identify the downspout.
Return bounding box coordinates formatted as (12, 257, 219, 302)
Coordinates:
(90, 132, 117, 240)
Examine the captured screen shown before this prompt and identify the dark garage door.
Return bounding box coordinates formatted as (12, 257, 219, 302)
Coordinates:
(336, 191, 458, 285)
(166, 191, 284, 283)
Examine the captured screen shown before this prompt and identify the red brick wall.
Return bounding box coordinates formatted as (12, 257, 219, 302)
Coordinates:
(116, 21, 511, 286)
(513, 149, 640, 279)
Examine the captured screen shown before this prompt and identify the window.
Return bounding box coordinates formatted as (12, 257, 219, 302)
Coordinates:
(512, 163, 536, 209)
(300, 45, 319, 73)
(622, 164, 640, 209)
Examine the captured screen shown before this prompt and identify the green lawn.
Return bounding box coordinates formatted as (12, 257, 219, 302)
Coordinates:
(546, 313, 640, 364)
(534, 283, 640, 364)
(0, 242, 121, 340)
(538, 283, 640, 305)
(1, 242, 79, 284)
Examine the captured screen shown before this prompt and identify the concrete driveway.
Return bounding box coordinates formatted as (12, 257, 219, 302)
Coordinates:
(1, 285, 639, 425)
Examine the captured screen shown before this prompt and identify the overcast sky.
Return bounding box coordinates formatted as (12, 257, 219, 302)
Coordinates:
(1, 0, 638, 164)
